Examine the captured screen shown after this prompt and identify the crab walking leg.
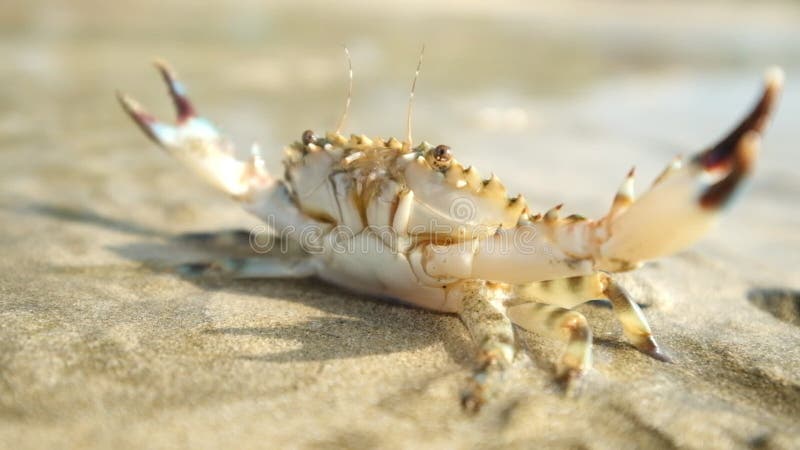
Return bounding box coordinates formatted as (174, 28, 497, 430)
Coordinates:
(599, 274, 671, 361)
(178, 256, 316, 279)
(118, 61, 328, 240)
(512, 274, 606, 309)
(454, 280, 515, 412)
(512, 274, 670, 361)
(506, 301, 593, 389)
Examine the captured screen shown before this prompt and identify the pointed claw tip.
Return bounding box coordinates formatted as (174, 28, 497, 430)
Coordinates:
(152, 58, 174, 75)
(765, 66, 784, 91)
(613, 168, 636, 207)
(116, 91, 154, 123)
(153, 59, 178, 86)
(115, 90, 130, 107)
(695, 68, 779, 171)
(115, 90, 166, 145)
(151, 59, 195, 122)
(115, 90, 136, 110)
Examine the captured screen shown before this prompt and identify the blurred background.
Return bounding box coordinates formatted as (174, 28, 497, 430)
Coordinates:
(1, 1, 799, 448)
(2, 0, 798, 260)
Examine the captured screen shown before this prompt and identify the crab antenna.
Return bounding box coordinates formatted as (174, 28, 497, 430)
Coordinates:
(335, 46, 354, 135)
(405, 44, 426, 150)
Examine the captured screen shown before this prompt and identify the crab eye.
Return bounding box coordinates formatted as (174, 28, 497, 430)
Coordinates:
(429, 144, 452, 170)
(301, 129, 317, 146)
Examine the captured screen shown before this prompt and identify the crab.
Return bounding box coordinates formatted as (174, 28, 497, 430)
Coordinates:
(117, 59, 782, 412)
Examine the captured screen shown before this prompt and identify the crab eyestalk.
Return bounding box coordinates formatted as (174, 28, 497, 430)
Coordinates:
(595, 67, 783, 271)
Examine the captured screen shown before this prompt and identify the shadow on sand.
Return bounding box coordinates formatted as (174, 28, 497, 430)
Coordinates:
(26, 202, 474, 365)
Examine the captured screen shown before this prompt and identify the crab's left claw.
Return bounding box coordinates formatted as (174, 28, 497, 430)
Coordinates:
(596, 68, 783, 270)
(117, 61, 268, 197)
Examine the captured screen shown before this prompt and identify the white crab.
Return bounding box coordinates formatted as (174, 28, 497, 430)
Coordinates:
(118, 60, 782, 411)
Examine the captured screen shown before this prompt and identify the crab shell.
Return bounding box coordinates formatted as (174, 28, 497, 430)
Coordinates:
(275, 133, 535, 310)
(285, 134, 525, 238)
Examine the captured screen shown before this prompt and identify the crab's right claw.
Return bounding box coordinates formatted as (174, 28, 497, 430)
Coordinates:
(597, 68, 783, 270)
(117, 61, 269, 197)
(117, 61, 207, 147)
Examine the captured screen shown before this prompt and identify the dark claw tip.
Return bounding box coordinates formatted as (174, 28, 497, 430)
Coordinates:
(699, 131, 759, 210)
(695, 67, 782, 171)
(152, 59, 195, 122)
(116, 91, 162, 143)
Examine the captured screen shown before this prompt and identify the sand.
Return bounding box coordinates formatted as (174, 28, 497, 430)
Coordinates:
(1, 1, 799, 448)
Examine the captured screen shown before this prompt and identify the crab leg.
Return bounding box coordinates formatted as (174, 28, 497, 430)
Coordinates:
(506, 301, 593, 392)
(512, 273, 669, 361)
(600, 274, 671, 361)
(118, 61, 327, 239)
(453, 280, 515, 413)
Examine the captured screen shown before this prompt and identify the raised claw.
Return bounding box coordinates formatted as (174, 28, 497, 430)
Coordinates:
(116, 60, 196, 145)
(595, 67, 783, 270)
(117, 61, 259, 196)
(117, 60, 216, 148)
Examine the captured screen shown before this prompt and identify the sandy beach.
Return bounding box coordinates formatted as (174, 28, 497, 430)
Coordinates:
(1, 1, 799, 448)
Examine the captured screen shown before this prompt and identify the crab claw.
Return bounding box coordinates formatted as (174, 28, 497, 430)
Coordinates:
(117, 60, 208, 146)
(117, 61, 265, 197)
(596, 68, 783, 270)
